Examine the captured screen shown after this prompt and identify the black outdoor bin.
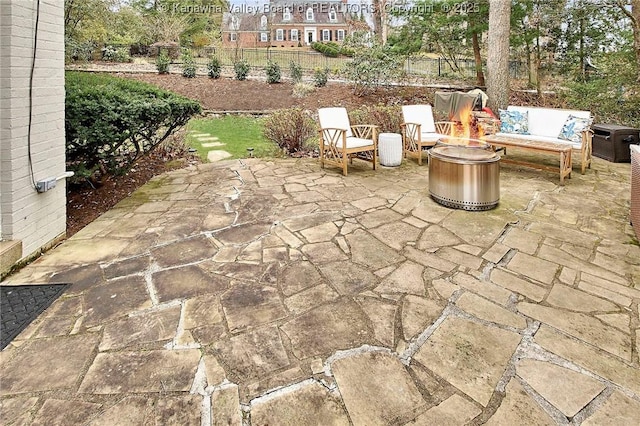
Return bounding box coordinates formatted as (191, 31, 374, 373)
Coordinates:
(592, 124, 639, 163)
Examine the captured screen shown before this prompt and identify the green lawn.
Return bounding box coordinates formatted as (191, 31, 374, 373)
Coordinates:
(186, 115, 278, 161)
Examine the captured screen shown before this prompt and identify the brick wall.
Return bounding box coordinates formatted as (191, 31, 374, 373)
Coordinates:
(0, 0, 67, 261)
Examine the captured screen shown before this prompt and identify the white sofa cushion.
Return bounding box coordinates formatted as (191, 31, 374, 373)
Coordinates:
(495, 132, 583, 150)
(344, 136, 374, 149)
(421, 132, 446, 143)
(506, 106, 591, 139)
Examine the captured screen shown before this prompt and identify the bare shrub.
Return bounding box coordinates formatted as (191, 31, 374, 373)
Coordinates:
(263, 108, 317, 154)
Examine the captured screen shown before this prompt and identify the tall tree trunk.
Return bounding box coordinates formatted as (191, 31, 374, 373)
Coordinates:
(633, 0, 640, 82)
(472, 31, 485, 86)
(372, 0, 383, 43)
(487, 0, 512, 112)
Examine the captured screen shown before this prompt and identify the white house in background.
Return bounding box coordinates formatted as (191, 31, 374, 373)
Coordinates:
(0, 0, 67, 278)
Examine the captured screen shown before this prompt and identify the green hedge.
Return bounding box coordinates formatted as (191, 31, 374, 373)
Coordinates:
(65, 71, 201, 182)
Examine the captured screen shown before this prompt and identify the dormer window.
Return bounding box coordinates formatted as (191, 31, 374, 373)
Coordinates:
(306, 7, 314, 21)
(230, 15, 239, 31)
(283, 7, 291, 21)
(260, 15, 267, 29)
(329, 8, 337, 22)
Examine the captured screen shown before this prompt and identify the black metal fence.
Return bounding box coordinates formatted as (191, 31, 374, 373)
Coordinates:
(126, 45, 526, 79)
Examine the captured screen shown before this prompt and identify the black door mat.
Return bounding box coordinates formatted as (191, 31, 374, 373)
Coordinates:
(0, 284, 69, 350)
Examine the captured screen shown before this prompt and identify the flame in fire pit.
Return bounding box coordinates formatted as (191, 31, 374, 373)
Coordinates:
(449, 106, 482, 139)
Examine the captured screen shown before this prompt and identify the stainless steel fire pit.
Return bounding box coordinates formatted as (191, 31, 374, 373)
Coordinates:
(428, 142, 500, 211)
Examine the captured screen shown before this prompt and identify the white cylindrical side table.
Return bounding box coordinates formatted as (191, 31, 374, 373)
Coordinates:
(378, 132, 403, 167)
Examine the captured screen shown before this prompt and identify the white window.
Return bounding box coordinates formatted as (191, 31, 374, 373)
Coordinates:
(322, 29, 330, 41)
(329, 8, 337, 22)
(260, 32, 268, 42)
(291, 29, 299, 41)
(230, 33, 237, 42)
(306, 7, 314, 21)
(276, 29, 284, 41)
(230, 16, 239, 31)
(337, 29, 345, 41)
(260, 15, 268, 29)
(283, 7, 291, 21)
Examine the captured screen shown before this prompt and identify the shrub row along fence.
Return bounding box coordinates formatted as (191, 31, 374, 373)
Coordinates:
(134, 46, 526, 80)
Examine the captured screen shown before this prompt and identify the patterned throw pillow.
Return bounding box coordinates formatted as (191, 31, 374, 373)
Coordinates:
(499, 109, 529, 134)
(558, 115, 592, 144)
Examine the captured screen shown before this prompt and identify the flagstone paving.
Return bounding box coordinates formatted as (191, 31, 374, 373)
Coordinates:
(1, 155, 639, 425)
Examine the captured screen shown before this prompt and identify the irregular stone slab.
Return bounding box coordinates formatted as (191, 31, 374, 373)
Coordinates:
(285, 284, 339, 314)
(32, 399, 102, 425)
(319, 261, 377, 295)
(151, 395, 201, 425)
(411, 200, 452, 224)
(502, 227, 542, 255)
(581, 272, 640, 300)
(49, 263, 106, 295)
(483, 243, 511, 264)
(518, 302, 631, 361)
(485, 379, 554, 426)
(153, 265, 229, 303)
(212, 384, 242, 426)
(206, 261, 267, 282)
(263, 246, 288, 262)
(88, 396, 149, 425)
(351, 196, 387, 211)
(413, 317, 521, 406)
(452, 272, 512, 306)
(547, 284, 619, 313)
(582, 391, 640, 425)
(35, 238, 131, 267)
(517, 359, 605, 417)
(282, 212, 338, 232)
(208, 150, 232, 162)
(538, 245, 627, 285)
(435, 247, 483, 270)
(409, 394, 481, 425)
(595, 313, 630, 333)
(375, 261, 425, 296)
(183, 294, 223, 330)
(79, 349, 201, 394)
(281, 299, 373, 359)
(215, 222, 272, 245)
(34, 316, 74, 338)
(417, 225, 462, 251)
(346, 230, 404, 270)
(332, 351, 425, 425)
(392, 194, 421, 215)
(404, 247, 457, 272)
(456, 293, 527, 329)
(213, 326, 289, 382)
(455, 244, 483, 256)
(151, 235, 218, 268)
(251, 380, 350, 426)
(0, 334, 99, 395)
(291, 190, 329, 203)
(370, 221, 419, 250)
(300, 222, 339, 243)
(528, 222, 599, 248)
(301, 242, 348, 264)
(356, 296, 397, 347)
(442, 210, 514, 246)
(279, 261, 324, 296)
(204, 208, 236, 231)
(201, 142, 224, 147)
(490, 268, 547, 302)
(274, 224, 303, 248)
(221, 282, 287, 332)
(0, 397, 39, 424)
(204, 354, 227, 386)
(534, 326, 640, 396)
(99, 304, 182, 350)
(506, 252, 558, 285)
(103, 256, 150, 280)
(357, 209, 403, 229)
(401, 295, 445, 341)
(237, 240, 262, 262)
(83, 276, 153, 327)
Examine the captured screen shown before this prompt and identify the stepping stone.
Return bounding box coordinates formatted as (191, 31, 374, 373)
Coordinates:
(196, 136, 219, 142)
(201, 142, 225, 148)
(189, 133, 210, 137)
(207, 150, 232, 162)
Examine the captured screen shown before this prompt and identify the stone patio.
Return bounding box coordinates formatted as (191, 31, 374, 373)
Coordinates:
(1, 155, 639, 425)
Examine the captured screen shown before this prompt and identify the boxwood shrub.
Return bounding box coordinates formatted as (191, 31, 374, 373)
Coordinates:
(65, 71, 201, 183)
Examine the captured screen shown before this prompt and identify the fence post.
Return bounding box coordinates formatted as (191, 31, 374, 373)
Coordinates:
(438, 58, 441, 77)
